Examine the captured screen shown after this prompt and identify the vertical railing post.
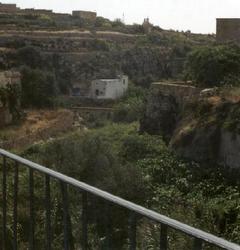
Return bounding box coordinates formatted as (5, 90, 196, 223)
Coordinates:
(13, 161, 19, 250)
(82, 192, 88, 250)
(129, 212, 137, 250)
(29, 168, 34, 250)
(193, 238, 203, 250)
(160, 224, 168, 250)
(61, 182, 69, 250)
(45, 175, 51, 250)
(104, 203, 112, 249)
(2, 156, 7, 250)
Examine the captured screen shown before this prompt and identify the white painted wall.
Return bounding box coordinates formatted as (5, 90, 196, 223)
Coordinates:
(91, 75, 128, 100)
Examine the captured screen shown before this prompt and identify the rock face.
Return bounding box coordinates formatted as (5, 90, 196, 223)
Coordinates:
(171, 125, 240, 169)
(140, 82, 200, 142)
(170, 100, 240, 169)
(219, 130, 240, 169)
(170, 123, 221, 163)
(141, 84, 240, 169)
(140, 89, 178, 142)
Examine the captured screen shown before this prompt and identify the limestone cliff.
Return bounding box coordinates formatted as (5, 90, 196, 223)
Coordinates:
(170, 99, 240, 169)
(140, 89, 178, 141)
(141, 85, 240, 169)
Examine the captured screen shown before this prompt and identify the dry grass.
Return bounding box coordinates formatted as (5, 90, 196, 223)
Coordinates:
(220, 87, 240, 103)
(0, 109, 75, 150)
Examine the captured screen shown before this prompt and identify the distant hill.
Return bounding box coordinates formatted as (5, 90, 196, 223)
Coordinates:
(0, 4, 215, 92)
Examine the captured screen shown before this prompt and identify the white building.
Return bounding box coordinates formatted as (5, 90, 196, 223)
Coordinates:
(91, 75, 128, 100)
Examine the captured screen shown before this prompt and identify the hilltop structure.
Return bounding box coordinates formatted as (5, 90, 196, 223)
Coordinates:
(216, 18, 240, 44)
(0, 2, 20, 12)
(0, 2, 97, 20)
(72, 10, 97, 22)
(142, 18, 153, 33)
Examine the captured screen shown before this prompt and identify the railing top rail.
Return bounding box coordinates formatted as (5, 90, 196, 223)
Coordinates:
(1, 148, 240, 250)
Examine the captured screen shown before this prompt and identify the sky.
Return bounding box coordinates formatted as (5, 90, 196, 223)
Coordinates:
(2, 0, 240, 34)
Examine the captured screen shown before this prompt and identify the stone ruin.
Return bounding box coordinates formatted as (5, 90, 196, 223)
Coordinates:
(142, 18, 153, 34)
(0, 2, 20, 12)
(0, 2, 97, 20)
(216, 18, 240, 44)
(72, 10, 97, 22)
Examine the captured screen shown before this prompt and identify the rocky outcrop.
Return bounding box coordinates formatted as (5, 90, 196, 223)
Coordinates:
(140, 82, 201, 141)
(170, 122, 221, 163)
(219, 130, 240, 169)
(140, 89, 178, 142)
(170, 99, 240, 169)
(141, 84, 240, 169)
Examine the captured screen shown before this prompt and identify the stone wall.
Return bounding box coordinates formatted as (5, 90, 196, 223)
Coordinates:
(0, 30, 139, 52)
(0, 3, 96, 21)
(72, 10, 97, 21)
(0, 3, 19, 12)
(216, 18, 240, 44)
(151, 82, 201, 107)
(23, 8, 53, 15)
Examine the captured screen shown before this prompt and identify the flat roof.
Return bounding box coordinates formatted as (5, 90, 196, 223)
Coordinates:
(152, 82, 197, 89)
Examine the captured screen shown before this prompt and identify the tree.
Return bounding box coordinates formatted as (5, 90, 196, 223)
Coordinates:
(0, 82, 21, 120)
(21, 66, 57, 108)
(17, 46, 44, 69)
(184, 44, 240, 87)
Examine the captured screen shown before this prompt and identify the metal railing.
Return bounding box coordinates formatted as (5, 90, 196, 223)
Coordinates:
(0, 148, 240, 250)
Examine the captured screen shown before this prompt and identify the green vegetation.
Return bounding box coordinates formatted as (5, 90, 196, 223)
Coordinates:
(113, 84, 146, 123)
(184, 44, 240, 87)
(1, 10, 240, 249)
(0, 81, 21, 120)
(21, 66, 57, 108)
(8, 119, 237, 249)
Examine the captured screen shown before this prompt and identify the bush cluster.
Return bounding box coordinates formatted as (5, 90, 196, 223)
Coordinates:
(184, 44, 240, 87)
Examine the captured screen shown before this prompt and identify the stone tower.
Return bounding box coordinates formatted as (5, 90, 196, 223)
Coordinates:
(143, 18, 153, 34)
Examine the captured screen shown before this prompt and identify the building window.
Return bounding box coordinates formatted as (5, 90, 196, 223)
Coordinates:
(95, 89, 99, 96)
(72, 88, 81, 96)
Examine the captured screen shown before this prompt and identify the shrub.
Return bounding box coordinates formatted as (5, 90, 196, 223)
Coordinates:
(113, 84, 146, 122)
(0, 82, 21, 120)
(21, 66, 57, 108)
(17, 46, 44, 69)
(184, 44, 240, 87)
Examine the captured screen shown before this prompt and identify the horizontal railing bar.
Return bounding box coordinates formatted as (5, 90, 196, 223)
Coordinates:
(1, 148, 240, 250)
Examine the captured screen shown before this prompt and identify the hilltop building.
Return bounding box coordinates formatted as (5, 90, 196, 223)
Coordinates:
(72, 10, 97, 22)
(216, 18, 240, 44)
(143, 18, 153, 33)
(0, 2, 20, 12)
(0, 2, 97, 21)
(24, 8, 53, 15)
